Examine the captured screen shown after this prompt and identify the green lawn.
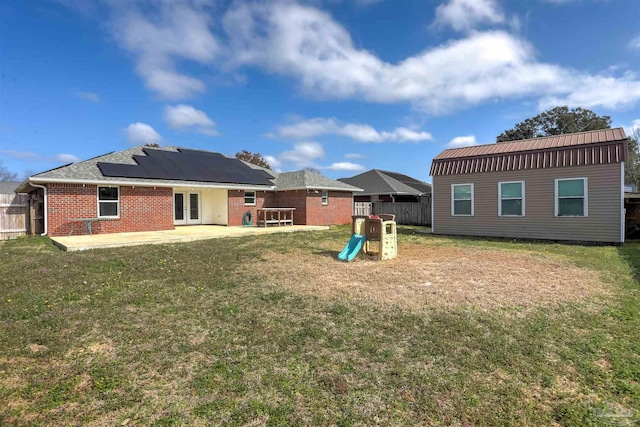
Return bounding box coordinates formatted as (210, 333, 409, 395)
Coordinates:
(1, 227, 638, 426)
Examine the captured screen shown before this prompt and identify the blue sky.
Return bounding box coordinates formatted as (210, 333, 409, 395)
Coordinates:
(1, 0, 639, 183)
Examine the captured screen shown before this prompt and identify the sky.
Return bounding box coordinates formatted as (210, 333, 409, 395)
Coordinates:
(1, 0, 639, 183)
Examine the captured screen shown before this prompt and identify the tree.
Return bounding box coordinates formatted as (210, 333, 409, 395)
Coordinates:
(497, 106, 612, 142)
(235, 150, 271, 169)
(626, 128, 640, 188)
(0, 159, 18, 181)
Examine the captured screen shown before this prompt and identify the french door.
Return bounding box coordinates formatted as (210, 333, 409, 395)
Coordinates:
(174, 192, 201, 225)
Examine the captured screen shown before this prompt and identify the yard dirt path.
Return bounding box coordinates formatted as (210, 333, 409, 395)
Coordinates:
(255, 243, 609, 311)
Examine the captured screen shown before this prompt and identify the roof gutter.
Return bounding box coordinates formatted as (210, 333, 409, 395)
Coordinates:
(29, 182, 47, 237)
(26, 177, 275, 191)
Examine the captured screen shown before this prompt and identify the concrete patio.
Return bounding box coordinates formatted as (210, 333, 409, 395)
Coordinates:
(51, 225, 329, 252)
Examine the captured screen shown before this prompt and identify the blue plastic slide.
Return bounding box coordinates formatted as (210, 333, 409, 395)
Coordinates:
(337, 234, 366, 262)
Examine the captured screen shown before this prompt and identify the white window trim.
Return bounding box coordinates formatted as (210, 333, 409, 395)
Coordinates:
(321, 190, 328, 205)
(451, 183, 474, 216)
(97, 185, 120, 219)
(554, 178, 588, 217)
(244, 190, 256, 206)
(498, 181, 525, 217)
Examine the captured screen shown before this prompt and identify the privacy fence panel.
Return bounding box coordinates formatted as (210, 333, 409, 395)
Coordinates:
(373, 201, 431, 226)
(0, 193, 29, 240)
(353, 202, 372, 216)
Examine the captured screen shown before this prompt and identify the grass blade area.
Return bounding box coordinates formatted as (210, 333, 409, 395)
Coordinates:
(1, 226, 638, 426)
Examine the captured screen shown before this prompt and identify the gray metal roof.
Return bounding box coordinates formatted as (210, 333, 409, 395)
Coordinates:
(339, 169, 431, 196)
(275, 170, 362, 192)
(0, 181, 21, 194)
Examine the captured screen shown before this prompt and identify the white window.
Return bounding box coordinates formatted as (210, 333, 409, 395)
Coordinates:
(321, 190, 328, 205)
(244, 190, 256, 206)
(555, 178, 588, 217)
(98, 186, 119, 218)
(451, 184, 473, 216)
(498, 181, 525, 216)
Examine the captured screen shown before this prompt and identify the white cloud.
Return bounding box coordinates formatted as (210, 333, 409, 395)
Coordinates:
(125, 122, 164, 145)
(344, 153, 364, 159)
(447, 135, 478, 148)
(275, 117, 432, 143)
(623, 119, 640, 136)
(263, 155, 282, 169)
(267, 141, 325, 169)
(56, 153, 81, 163)
(76, 91, 100, 102)
(323, 162, 365, 171)
(432, 0, 505, 32)
(222, 3, 640, 113)
(1, 150, 40, 160)
(164, 104, 219, 136)
(108, 1, 219, 99)
(280, 142, 325, 167)
(267, 142, 365, 171)
(629, 36, 640, 51)
(65, 1, 640, 114)
(1, 150, 80, 164)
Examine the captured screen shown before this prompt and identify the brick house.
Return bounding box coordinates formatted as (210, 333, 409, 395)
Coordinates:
(15, 146, 362, 236)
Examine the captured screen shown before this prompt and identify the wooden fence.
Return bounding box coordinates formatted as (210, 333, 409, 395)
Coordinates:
(353, 200, 432, 226)
(1, 193, 29, 240)
(354, 202, 372, 216)
(372, 201, 431, 226)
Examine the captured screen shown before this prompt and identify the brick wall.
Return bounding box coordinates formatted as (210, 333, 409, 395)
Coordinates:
(228, 189, 353, 226)
(271, 191, 308, 225)
(303, 191, 353, 225)
(227, 190, 275, 226)
(47, 184, 173, 236)
(46, 184, 354, 235)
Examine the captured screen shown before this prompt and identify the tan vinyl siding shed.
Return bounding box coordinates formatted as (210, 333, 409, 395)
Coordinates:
(430, 128, 628, 243)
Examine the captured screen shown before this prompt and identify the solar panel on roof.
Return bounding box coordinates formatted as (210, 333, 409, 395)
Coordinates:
(97, 148, 273, 186)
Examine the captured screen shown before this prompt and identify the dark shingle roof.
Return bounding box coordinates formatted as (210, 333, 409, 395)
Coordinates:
(339, 169, 431, 196)
(22, 146, 275, 190)
(18, 146, 360, 193)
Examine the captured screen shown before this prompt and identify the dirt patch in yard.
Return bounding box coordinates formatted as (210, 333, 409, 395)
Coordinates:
(255, 243, 609, 310)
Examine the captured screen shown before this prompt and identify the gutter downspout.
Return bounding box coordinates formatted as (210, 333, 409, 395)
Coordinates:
(29, 182, 47, 236)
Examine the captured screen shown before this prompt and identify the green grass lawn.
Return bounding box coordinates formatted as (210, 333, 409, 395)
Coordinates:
(1, 226, 638, 426)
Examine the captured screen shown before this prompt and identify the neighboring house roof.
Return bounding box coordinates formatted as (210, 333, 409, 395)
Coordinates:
(431, 128, 628, 176)
(16, 146, 277, 193)
(338, 169, 431, 196)
(1, 181, 21, 194)
(275, 169, 362, 192)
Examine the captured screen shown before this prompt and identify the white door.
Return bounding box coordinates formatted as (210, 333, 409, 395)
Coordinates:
(174, 192, 186, 225)
(187, 192, 201, 225)
(174, 192, 202, 225)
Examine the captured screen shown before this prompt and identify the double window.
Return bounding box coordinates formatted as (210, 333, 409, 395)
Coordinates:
(244, 191, 256, 206)
(555, 178, 587, 217)
(321, 190, 328, 205)
(451, 184, 473, 216)
(498, 181, 524, 216)
(98, 186, 119, 218)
